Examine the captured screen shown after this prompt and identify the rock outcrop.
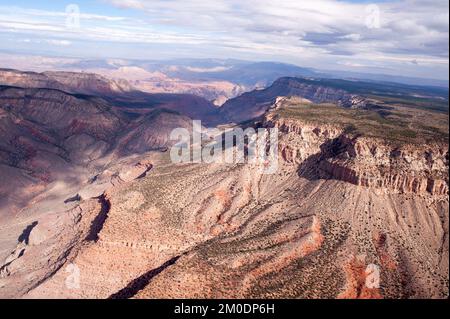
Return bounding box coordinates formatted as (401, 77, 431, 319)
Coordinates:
(267, 115, 449, 196)
(221, 77, 370, 123)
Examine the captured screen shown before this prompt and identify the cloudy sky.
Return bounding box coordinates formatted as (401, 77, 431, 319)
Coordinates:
(0, 0, 448, 80)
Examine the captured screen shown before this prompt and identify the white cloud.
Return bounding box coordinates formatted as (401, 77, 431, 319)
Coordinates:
(46, 39, 72, 46)
(17, 38, 72, 46)
(100, 0, 448, 59)
(186, 66, 232, 73)
(340, 34, 362, 42)
(0, 1, 448, 79)
(0, 5, 206, 45)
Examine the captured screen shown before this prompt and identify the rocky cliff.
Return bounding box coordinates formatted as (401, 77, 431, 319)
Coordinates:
(267, 114, 449, 196)
(221, 77, 369, 123)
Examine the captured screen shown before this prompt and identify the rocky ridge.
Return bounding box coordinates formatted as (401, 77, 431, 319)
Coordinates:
(0, 69, 133, 96)
(221, 77, 371, 123)
(267, 114, 448, 196)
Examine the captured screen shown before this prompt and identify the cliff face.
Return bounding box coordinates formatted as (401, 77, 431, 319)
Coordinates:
(267, 115, 449, 196)
(269, 77, 368, 108)
(221, 77, 369, 123)
(0, 69, 66, 91)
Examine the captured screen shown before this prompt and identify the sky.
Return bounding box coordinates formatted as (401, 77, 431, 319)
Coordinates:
(0, 0, 448, 80)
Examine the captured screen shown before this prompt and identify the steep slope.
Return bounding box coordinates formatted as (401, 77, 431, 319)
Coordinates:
(0, 69, 225, 284)
(0, 70, 225, 223)
(0, 86, 124, 141)
(0, 69, 133, 97)
(131, 108, 448, 299)
(44, 71, 134, 96)
(142, 93, 224, 126)
(13, 126, 447, 299)
(221, 77, 369, 123)
(118, 109, 195, 154)
(0, 69, 66, 91)
(221, 76, 449, 123)
(0, 86, 126, 220)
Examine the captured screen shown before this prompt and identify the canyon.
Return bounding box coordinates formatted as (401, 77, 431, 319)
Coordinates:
(0, 69, 448, 299)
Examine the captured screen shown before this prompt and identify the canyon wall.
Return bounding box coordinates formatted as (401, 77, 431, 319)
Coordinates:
(266, 115, 449, 196)
(221, 77, 370, 123)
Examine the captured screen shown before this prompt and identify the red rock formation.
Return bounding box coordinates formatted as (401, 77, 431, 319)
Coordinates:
(267, 115, 448, 196)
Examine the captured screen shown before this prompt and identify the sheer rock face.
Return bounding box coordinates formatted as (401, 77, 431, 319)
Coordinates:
(269, 78, 368, 108)
(221, 77, 369, 123)
(268, 116, 449, 196)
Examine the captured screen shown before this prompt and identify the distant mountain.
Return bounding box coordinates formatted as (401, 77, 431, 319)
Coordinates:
(61, 59, 318, 105)
(0, 68, 133, 96)
(63, 57, 448, 90)
(320, 70, 449, 88)
(157, 60, 317, 87)
(220, 77, 363, 123)
(221, 76, 449, 123)
(88, 66, 246, 107)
